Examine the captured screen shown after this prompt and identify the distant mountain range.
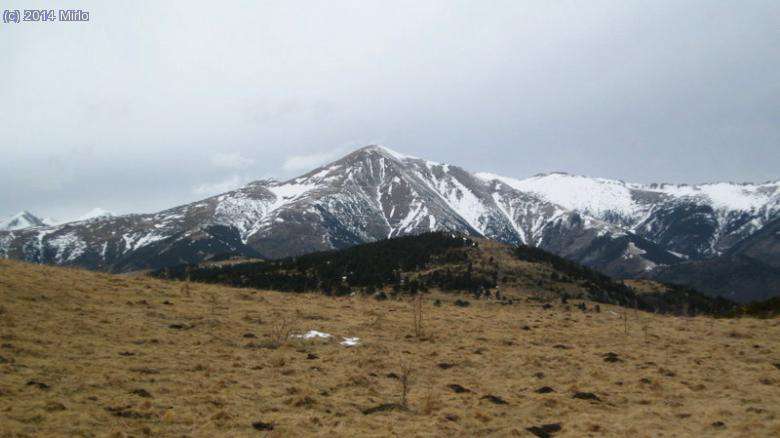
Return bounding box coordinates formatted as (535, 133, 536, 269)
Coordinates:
(0, 209, 113, 232)
(1, 145, 777, 301)
(0, 211, 52, 231)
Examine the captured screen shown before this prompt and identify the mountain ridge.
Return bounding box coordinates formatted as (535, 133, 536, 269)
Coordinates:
(1, 145, 777, 300)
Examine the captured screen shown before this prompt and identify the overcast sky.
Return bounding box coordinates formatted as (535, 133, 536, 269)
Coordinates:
(1, 1, 778, 221)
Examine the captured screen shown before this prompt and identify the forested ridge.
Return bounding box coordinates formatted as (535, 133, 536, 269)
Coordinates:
(149, 232, 758, 316)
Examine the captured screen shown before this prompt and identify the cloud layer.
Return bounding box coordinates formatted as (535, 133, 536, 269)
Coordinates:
(210, 152, 255, 170)
(283, 150, 344, 172)
(1, 0, 778, 220)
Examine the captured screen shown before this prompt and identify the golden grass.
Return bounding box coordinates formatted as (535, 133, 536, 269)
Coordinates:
(0, 259, 778, 437)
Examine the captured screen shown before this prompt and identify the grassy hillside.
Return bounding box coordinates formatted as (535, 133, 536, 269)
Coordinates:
(1, 259, 779, 436)
(154, 232, 739, 316)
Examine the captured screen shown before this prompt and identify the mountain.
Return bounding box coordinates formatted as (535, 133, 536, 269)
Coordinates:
(477, 172, 780, 260)
(0, 145, 777, 300)
(0, 211, 47, 231)
(0, 146, 675, 277)
(0, 208, 113, 231)
(154, 232, 738, 316)
(648, 216, 780, 302)
(723, 215, 780, 269)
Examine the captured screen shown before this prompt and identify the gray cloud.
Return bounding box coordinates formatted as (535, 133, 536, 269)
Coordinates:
(283, 149, 345, 172)
(210, 152, 255, 170)
(1, 0, 778, 220)
(192, 175, 246, 197)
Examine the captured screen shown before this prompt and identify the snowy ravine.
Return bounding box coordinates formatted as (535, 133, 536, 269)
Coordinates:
(0, 145, 777, 281)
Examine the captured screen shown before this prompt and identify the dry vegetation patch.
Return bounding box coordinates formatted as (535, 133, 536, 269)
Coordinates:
(0, 259, 779, 436)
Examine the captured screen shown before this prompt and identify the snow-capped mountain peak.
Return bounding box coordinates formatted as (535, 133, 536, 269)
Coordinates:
(0, 211, 47, 231)
(76, 208, 114, 222)
(358, 144, 417, 161)
(0, 145, 776, 296)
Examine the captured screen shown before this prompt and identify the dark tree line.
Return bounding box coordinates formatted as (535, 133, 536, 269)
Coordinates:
(152, 232, 495, 295)
(151, 232, 742, 316)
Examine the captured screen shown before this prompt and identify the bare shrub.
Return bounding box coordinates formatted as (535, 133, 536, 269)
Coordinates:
(181, 266, 192, 297)
(207, 291, 219, 317)
(422, 382, 438, 415)
(400, 363, 413, 408)
(180, 281, 190, 297)
(413, 294, 424, 339)
(370, 312, 384, 329)
(623, 310, 629, 335)
(266, 316, 296, 349)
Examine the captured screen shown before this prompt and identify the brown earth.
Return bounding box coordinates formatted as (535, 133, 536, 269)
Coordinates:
(0, 259, 778, 437)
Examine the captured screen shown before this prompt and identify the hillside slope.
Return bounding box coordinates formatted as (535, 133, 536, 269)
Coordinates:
(155, 233, 737, 315)
(0, 259, 778, 436)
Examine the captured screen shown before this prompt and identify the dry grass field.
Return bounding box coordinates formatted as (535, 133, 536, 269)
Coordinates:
(1, 259, 779, 437)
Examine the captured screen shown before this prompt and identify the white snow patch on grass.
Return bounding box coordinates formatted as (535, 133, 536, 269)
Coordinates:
(292, 331, 361, 347)
(293, 330, 332, 340)
(341, 337, 360, 347)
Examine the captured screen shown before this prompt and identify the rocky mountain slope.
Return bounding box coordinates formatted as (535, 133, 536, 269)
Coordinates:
(649, 216, 780, 302)
(0, 145, 777, 300)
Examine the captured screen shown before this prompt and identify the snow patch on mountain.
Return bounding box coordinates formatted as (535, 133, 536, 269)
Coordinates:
(437, 177, 489, 234)
(0, 233, 12, 257)
(653, 182, 778, 211)
(477, 172, 779, 217)
(393, 200, 428, 237)
(477, 173, 640, 218)
(267, 182, 318, 210)
(122, 231, 167, 253)
(214, 195, 273, 240)
(49, 232, 87, 263)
